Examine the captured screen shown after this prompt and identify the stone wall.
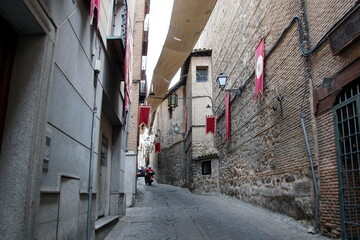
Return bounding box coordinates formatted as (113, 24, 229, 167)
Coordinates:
(195, 0, 359, 236)
(156, 141, 187, 187)
(306, 1, 360, 236)
(190, 158, 219, 193)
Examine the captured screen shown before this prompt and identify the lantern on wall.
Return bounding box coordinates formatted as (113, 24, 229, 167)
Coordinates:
(167, 93, 178, 110)
(216, 73, 228, 89)
(173, 123, 180, 134)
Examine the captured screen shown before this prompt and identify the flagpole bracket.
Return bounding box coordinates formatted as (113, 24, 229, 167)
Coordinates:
(224, 88, 241, 97)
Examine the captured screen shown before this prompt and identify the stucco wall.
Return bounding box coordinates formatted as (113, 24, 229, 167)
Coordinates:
(187, 56, 216, 158)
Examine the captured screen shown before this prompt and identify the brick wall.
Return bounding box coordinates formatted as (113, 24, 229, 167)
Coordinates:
(188, 56, 216, 158)
(306, 0, 360, 237)
(196, 0, 360, 236)
(199, 0, 315, 222)
(128, 0, 146, 152)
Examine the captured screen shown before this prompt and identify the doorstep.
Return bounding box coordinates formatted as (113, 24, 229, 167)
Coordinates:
(95, 215, 120, 231)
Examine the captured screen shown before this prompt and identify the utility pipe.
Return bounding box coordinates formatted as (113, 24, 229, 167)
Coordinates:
(86, 72, 98, 240)
(300, 114, 320, 232)
(178, 95, 215, 113)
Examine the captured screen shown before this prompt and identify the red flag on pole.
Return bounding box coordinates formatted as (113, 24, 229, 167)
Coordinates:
(225, 92, 231, 140)
(90, 0, 100, 26)
(138, 105, 151, 128)
(255, 39, 265, 100)
(206, 115, 216, 135)
(155, 142, 161, 153)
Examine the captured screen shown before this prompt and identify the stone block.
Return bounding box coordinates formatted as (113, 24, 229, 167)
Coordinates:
(37, 221, 57, 240)
(293, 181, 311, 196)
(38, 193, 59, 224)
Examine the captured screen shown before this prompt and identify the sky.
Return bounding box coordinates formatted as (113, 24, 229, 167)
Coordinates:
(146, 0, 179, 92)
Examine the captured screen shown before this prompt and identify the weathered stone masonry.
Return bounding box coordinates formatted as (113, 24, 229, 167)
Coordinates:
(198, 0, 360, 238)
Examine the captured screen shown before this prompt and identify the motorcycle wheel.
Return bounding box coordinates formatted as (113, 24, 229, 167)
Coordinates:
(148, 181, 152, 186)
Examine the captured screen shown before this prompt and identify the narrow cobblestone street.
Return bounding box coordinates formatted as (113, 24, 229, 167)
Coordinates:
(105, 179, 331, 240)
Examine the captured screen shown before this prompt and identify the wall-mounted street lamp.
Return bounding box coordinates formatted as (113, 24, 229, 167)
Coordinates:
(172, 123, 185, 136)
(150, 93, 214, 112)
(173, 123, 180, 134)
(155, 129, 161, 141)
(148, 92, 214, 118)
(322, 77, 333, 89)
(216, 73, 241, 96)
(167, 93, 178, 110)
(217, 73, 228, 90)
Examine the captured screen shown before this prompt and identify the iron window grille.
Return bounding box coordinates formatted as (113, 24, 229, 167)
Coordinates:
(333, 80, 360, 240)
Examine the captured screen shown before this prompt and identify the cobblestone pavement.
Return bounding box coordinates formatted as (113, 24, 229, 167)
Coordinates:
(105, 179, 332, 240)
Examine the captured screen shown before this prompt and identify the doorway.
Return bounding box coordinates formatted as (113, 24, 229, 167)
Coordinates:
(97, 135, 109, 217)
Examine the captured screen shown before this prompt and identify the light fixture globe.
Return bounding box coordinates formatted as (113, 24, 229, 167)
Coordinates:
(217, 73, 228, 89)
(173, 123, 180, 134)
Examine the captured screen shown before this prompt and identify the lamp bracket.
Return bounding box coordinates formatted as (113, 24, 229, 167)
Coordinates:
(224, 88, 241, 97)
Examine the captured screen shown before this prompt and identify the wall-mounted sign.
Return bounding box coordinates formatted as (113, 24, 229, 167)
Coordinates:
(328, 6, 360, 55)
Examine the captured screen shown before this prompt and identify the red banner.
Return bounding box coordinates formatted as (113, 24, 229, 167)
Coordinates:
(138, 105, 151, 128)
(206, 115, 216, 135)
(90, 0, 100, 26)
(225, 92, 231, 140)
(255, 39, 265, 100)
(155, 142, 161, 153)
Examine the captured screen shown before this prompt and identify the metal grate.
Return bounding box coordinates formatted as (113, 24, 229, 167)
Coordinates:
(334, 81, 360, 240)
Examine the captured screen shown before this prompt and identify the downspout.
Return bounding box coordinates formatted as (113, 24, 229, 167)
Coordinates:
(300, 114, 320, 232)
(299, 0, 320, 232)
(86, 58, 100, 240)
(212, 1, 359, 231)
(86, 87, 97, 240)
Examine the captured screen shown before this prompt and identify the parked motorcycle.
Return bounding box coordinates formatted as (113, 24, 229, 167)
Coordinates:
(145, 170, 155, 185)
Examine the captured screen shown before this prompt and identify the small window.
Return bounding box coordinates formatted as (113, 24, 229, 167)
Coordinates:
(202, 161, 211, 175)
(196, 67, 208, 82)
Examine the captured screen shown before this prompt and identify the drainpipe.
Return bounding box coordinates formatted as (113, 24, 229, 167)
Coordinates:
(86, 95, 97, 240)
(86, 63, 99, 240)
(300, 114, 320, 232)
(299, 0, 320, 232)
